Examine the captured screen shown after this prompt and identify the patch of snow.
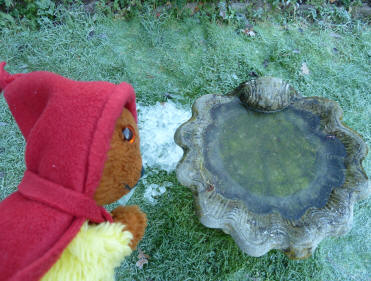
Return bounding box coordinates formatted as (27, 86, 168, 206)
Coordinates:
(137, 101, 191, 172)
(117, 186, 137, 206)
(143, 183, 167, 205)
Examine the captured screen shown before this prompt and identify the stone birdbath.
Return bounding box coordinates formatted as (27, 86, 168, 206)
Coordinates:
(174, 77, 369, 259)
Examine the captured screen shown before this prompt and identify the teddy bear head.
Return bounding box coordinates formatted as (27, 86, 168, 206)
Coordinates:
(94, 107, 143, 205)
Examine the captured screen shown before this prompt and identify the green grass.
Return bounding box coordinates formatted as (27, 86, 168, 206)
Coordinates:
(0, 7, 370, 281)
(112, 170, 326, 281)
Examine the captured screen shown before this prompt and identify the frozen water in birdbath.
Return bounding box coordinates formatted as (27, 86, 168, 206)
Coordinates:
(175, 77, 369, 259)
(204, 101, 346, 220)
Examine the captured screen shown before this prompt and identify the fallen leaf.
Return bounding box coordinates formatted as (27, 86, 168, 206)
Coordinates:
(136, 258, 148, 269)
(136, 249, 149, 269)
(242, 28, 256, 37)
(138, 249, 150, 260)
(300, 63, 310, 75)
(247, 30, 256, 37)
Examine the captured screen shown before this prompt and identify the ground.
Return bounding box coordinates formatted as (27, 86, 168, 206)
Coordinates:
(0, 4, 370, 281)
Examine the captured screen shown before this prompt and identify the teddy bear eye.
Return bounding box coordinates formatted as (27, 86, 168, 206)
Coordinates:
(122, 126, 135, 143)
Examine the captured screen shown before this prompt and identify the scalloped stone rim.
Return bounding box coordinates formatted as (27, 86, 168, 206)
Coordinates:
(174, 77, 369, 259)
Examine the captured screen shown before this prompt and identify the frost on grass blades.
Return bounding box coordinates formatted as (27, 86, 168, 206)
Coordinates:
(137, 101, 191, 172)
(318, 198, 371, 281)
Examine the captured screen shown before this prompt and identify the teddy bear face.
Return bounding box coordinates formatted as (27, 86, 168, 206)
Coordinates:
(94, 108, 142, 205)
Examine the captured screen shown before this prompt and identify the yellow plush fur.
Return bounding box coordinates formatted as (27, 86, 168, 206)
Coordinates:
(41, 221, 133, 281)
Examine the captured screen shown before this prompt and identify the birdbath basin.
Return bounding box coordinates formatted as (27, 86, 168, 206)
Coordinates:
(174, 77, 369, 259)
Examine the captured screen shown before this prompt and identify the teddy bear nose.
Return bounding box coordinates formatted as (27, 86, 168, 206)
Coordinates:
(141, 167, 145, 178)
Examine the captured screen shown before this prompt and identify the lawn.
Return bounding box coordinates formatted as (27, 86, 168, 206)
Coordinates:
(0, 5, 370, 281)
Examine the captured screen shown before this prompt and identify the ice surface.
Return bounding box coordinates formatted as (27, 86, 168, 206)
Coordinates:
(137, 101, 191, 172)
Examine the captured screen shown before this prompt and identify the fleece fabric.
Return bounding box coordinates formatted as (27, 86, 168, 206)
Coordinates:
(0, 62, 138, 281)
(41, 221, 133, 281)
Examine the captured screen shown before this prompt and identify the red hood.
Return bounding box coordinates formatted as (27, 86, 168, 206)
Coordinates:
(0, 62, 138, 281)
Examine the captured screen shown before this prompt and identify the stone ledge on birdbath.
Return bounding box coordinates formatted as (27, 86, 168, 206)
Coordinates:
(174, 77, 369, 259)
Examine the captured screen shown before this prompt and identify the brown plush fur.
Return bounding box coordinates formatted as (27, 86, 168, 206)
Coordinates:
(111, 205, 147, 250)
(94, 108, 147, 250)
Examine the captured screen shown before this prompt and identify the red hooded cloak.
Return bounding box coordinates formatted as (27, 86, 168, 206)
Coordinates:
(0, 62, 138, 281)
